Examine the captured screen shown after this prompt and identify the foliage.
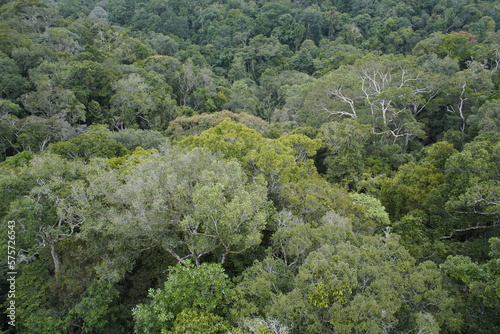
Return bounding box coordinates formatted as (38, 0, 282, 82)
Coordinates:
(107, 128, 167, 150)
(267, 231, 461, 333)
(167, 110, 268, 141)
(49, 125, 129, 159)
(1, 0, 500, 333)
(133, 261, 231, 333)
(84, 146, 271, 265)
(180, 119, 321, 202)
(440, 238, 500, 333)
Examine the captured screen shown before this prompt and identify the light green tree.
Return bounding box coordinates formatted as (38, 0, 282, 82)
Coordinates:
(85, 146, 271, 265)
(109, 73, 159, 130)
(49, 126, 129, 160)
(180, 119, 321, 202)
(133, 261, 231, 333)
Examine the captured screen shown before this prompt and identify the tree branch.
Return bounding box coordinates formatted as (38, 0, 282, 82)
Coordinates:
(440, 224, 496, 240)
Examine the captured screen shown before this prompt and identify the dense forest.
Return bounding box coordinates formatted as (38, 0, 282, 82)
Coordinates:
(0, 0, 499, 333)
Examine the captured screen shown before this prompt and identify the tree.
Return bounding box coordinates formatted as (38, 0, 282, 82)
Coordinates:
(271, 13, 306, 50)
(349, 192, 390, 234)
(133, 261, 231, 333)
(84, 146, 271, 265)
(226, 79, 259, 115)
(167, 110, 268, 141)
(11, 43, 55, 75)
(255, 2, 293, 36)
(229, 256, 294, 321)
(3, 153, 88, 282)
(299, 54, 433, 146)
(109, 73, 158, 130)
(441, 238, 500, 333)
(381, 161, 444, 221)
(243, 35, 292, 79)
(259, 68, 314, 114)
(68, 281, 122, 333)
(163, 308, 232, 334)
(314, 41, 364, 74)
(267, 232, 461, 333)
(269, 210, 354, 269)
(108, 128, 166, 150)
(441, 61, 493, 134)
(64, 60, 120, 116)
(43, 27, 82, 56)
(180, 119, 321, 202)
(87, 6, 108, 25)
(57, 0, 91, 18)
(473, 99, 500, 133)
(413, 31, 478, 67)
(318, 119, 372, 187)
(439, 132, 500, 240)
(174, 58, 215, 109)
(144, 32, 179, 56)
(299, 5, 323, 43)
(9, 1, 58, 35)
(0, 51, 31, 100)
(0, 23, 31, 55)
(49, 126, 129, 160)
(21, 80, 86, 125)
(0, 111, 80, 155)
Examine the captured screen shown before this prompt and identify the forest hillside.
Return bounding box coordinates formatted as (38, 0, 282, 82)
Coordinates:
(1, 0, 499, 333)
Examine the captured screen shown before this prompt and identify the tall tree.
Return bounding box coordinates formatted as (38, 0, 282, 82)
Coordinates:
(83, 146, 271, 265)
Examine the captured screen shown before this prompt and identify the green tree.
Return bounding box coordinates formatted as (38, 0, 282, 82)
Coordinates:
(84, 146, 270, 265)
(167, 110, 268, 141)
(474, 99, 500, 133)
(42, 27, 82, 55)
(318, 119, 372, 187)
(11, 43, 55, 75)
(381, 161, 444, 221)
(268, 232, 461, 333)
(163, 308, 232, 334)
(0, 112, 79, 155)
(0, 23, 31, 55)
(49, 126, 129, 160)
(243, 34, 292, 79)
(441, 61, 493, 134)
(255, 2, 293, 36)
(181, 119, 322, 206)
(68, 281, 123, 333)
(0, 51, 31, 100)
(108, 128, 166, 150)
(259, 69, 314, 113)
(109, 73, 159, 129)
(226, 79, 259, 115)
(441, 238, 500, 333)
(3, 153, 88, 283)
(439, 132, 500, 240)
(349, 192, 390, 234)
(413, 31, 477, 67)
(299, 5, 323, 43)
(296, 54, 431, 146)
(269, 210, 353, 269)
(271, 13, 305, 50)
(64, 60, 120, 118)
(21, 76, 86, 125)
(133, 261, 231, 333)
(380, 141, 455, 219)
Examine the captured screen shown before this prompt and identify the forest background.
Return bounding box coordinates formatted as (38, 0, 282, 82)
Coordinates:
(0, 0, 499, 333)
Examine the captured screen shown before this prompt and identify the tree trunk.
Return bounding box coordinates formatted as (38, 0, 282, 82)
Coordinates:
(50, 241, 61, 281)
